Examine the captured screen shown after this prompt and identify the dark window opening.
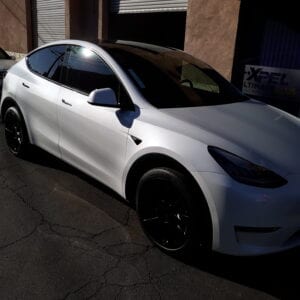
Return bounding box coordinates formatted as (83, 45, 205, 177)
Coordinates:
(231, 0, 300, 116)
(62, 45, 131, 105)
(108, 12, 186, 50)
(0, 48, 11, 60)
(27, 45, 66, 82)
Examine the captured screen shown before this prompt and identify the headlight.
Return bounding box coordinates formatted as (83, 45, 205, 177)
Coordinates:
(208, 146, 287, 188)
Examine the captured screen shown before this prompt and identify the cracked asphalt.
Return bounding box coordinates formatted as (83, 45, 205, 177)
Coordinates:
(0, 123, 299, 299)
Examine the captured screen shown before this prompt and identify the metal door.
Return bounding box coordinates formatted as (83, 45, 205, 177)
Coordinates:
(32, 0, 65, 47)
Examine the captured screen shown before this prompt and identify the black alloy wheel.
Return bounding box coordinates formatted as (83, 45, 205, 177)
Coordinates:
(136, 167, 211, 256)
(4, 106, 28, 157)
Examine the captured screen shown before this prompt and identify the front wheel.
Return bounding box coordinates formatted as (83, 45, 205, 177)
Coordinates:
(136, 167, 211, 256)
(4, 106, 29, 157)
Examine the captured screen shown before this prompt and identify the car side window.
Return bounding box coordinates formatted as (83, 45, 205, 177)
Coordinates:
(27, 45, 66, 82)
(62, 46, 127, 101)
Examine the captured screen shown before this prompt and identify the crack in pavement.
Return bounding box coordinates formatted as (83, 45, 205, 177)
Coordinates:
(0, 174, 123, 255)
(61, 279, 102, 300)
(0, 224, 39, 251)
(0, 164, 179, 300)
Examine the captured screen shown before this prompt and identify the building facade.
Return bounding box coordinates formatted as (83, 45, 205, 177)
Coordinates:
(0, 0, 299, 115)
(0, 0, 240, 79)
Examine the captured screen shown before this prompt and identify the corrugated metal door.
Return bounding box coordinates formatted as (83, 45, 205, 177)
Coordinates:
(111, 0, 188, 14)
(32, 0, 65, 47)
(260, 20, 300, 69)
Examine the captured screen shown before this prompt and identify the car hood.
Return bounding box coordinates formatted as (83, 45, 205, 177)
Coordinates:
(161, 99, 300, 175)
(0, 59, 15, 71)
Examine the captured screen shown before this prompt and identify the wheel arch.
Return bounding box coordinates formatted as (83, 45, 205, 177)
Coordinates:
(1, 97, 32, 143)
(125, 152, 213, 248)
(125, 153, 208, 207)
(1, 97, 18, 120)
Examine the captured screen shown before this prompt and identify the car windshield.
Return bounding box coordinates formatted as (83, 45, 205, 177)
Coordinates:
(0, 48, 11, 60)
(102, 44, 248, 108)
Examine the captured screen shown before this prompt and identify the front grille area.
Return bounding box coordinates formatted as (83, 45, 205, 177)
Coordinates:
(284, 230, 300, 246)
(234, 226, 282, 247)
(235, 226, 280, 233)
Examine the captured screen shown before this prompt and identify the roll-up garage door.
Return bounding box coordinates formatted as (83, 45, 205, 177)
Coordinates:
(111, 0, 188, 14)
(32, 0, 65, 47)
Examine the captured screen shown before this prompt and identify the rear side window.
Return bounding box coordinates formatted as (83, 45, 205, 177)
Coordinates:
(27, 45, 66, 82)
(61, 46, 120, 95)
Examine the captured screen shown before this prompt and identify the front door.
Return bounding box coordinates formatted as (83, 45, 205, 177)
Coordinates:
(58, 45, 132, 192)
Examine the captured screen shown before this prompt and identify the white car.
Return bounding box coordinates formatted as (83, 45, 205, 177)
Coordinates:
(1, 40, 300, 256)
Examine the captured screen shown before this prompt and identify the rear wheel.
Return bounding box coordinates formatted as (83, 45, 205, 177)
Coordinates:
(4, 106, 29, 157)
(136, 167, 211, 256)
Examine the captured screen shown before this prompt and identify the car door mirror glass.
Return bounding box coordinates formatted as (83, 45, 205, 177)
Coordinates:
(88, 88, 118, 107)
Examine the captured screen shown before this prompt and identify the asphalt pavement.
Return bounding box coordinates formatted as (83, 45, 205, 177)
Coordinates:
(0, 123, 299, 299)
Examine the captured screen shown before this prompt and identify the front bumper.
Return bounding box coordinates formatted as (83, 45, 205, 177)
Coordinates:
(193, 171, 300, 256)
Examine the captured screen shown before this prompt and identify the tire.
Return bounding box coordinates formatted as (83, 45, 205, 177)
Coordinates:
(4, 106, 29, 157)
(136, 167, 211, 256)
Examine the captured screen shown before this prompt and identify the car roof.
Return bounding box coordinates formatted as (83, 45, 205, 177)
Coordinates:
(99, 40, 180, 54)
(30, 39, 179, 56)
(25, 40, 185, 109)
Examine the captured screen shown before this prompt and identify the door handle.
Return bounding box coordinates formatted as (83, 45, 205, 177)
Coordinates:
(22, 82, 30, 88)
(62, 99, 72, 107)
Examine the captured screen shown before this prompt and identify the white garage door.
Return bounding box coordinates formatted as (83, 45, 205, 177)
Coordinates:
(111, 0, 188, 14)
(32, 0, 65, 47)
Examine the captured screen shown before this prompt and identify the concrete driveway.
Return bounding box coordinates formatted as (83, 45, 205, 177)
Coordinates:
(0, 123, 298, 299)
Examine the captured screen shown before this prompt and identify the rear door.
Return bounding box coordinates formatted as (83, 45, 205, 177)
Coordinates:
(20, 45, 66, 157)
(58, 45, 133, 192)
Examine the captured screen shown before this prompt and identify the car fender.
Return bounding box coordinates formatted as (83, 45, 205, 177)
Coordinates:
(121, 146, 219, 239)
